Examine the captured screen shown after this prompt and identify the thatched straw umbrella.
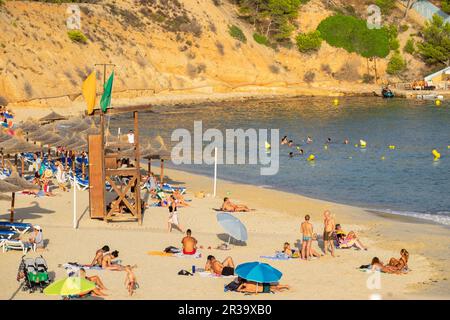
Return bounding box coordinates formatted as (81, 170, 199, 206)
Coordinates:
(19, 120, 40, 132)
(0, 137, 42, 173)
(39, 110, 67, 123)
(0, 193, 11, 201)
(0, 176, 27, 222)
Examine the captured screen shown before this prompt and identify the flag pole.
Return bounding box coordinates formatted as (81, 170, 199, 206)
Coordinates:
(213, 147, 217, 197)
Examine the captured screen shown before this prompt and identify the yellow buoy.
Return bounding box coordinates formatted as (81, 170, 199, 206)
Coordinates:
(389, 145, 396, 150)
(432, 149, 441, 160)
(360, 140, 367, 148)
(333, 98, 339, 106)
(354, 144, 358, 147)
(381, 156, 385, 160)
(307, 154, 315, 161)
(324, 145, 328, 150)
(447, 146, 450, 149)
(265, 141, 271, 149)
(435, 99, 441, 106)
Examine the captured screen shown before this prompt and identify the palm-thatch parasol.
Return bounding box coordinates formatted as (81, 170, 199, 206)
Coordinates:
(39, 110, 67, 123)
(0, 137, 42, 154)
(0, 193, 11, 201)
(19, 119, 40, 132)
(3, 170, 40, 222)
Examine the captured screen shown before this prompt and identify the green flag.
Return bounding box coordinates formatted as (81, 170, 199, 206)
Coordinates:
(100, 71, 114, 112)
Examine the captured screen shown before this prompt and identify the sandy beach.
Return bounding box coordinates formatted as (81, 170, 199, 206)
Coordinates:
(1, 167, 449, 300)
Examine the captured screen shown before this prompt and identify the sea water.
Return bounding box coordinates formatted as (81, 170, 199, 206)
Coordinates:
(110, 97, 450, 226)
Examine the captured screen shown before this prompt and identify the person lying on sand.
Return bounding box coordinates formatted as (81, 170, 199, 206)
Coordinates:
(335, 224, 367, 250)
(282, 242, 298, 257)
(386, 249, 409, 272)
(173, 189, 189, 207)
(368, 257, 404, 274)
(124, 265, 138, 296)
(221, 197, 251, 212)
(237, 280, 290, 294)
(205, 255, 235, 276)
(101, 250, 124, 271)
(79, 268, 108, 297)
(181, 229, 198, 255)
(88, 245, 110, 267)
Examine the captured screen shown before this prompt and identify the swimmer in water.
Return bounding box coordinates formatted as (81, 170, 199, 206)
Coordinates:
(288, 140, 294, 147)
(326, 137, 332, 144)
(306, 136, 313, 144)
(344, 138, 349, 145)
(281, 136, 288, 145)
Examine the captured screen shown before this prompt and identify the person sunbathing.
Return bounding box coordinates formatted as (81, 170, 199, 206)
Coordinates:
(335, 224, 367, 250)
(79, 268, 107, 297)
(88, 245, 110, 267)
(181, 229, 198, 255)
(124, 265, 138, 296)
(221, 197, 250, 212)
(386, 249, 409, 272)
(368, 257, 403, 274)
(101, 250, 124, 271)
(205, 255, 235, 276)
(173, 189, 189, 206)
(282, 242, 299, 258)
(237, 280, 290, 294)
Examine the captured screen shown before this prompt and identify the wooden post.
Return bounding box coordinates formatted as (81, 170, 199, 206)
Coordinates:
(72, 151, 76, 173)
(21, 158, 24, 176)
(10, 192, 15, 222)
(100, 113, 106, 221)
(65, 151, 68, 170)
(134, 111, 142, 225)
(82, 162, 85, 178)
(147, 158, 151, 177)
(160, 159, 164, 184)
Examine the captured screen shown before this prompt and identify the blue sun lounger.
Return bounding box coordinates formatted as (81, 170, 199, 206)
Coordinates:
(0, 222, 33, 234)
(0, 230, 17, 240)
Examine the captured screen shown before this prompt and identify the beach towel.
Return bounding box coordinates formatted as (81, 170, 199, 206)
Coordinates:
(147, 251, 175, 257)
(260, 252, 291, 260)
(173, 251, 202, 259)
(61, 263, 103, 276)
(197, 271, 235, 279)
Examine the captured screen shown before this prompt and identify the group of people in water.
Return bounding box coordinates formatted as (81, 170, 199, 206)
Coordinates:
(281, 135, 350, 158)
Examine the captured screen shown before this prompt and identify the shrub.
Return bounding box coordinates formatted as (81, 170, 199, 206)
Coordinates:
(399, 24, 409, 33)
(253, 33, 270, 47)
(321, 64, 332, 75)
(296, 31, 322, 53)
(375, 0, 396, 14)
(67, 30, 87, 44)
(269, 64, 280, 74)
(403, 38, 415, 54)
(362, 73, 375, 83)
(212, 0, 222, 5)
(442, 0, 450, 14)
(228, 25, 247, 43)
(387, 52, 407, 75)
(303, 71, 315, 83)
(317, 14, 390, 58)
(215, 41, 224, 55)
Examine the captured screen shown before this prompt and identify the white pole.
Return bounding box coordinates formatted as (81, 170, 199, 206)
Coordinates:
(73, 174, 77, 229)
(213, 147, 218, 198)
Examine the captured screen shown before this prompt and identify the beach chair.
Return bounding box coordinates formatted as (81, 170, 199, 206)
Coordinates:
(0, 222, 32, 234)
(161, 183, 186, 195)
(2, 239, 33, 254)
(0, 230, 17, 240)
(68, 173, 89, 191)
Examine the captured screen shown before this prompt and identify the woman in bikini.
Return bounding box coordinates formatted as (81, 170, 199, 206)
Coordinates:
(237, 280, 290, 294)
(386, 249, 409, 272)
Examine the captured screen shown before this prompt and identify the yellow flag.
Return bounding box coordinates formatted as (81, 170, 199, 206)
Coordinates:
(82, 71, 97, 115)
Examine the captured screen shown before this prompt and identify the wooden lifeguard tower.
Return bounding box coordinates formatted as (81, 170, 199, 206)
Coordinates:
(87, 105, 152, 225)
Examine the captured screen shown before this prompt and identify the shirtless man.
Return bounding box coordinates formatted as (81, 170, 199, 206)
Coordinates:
(124, 265, 138, 296)
(221, 197, 250, 212)
(301, 215, 313, 260)
(237, 281, 290, 294)
(101, 250, 123, 271)
(89, 245, 110, 267)
(181, 229, 198, 255)
(323, 210, 335, 257)
(205, 255, 235, 276)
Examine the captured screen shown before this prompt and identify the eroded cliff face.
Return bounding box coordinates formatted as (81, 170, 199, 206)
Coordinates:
(0, 0, 422, 108)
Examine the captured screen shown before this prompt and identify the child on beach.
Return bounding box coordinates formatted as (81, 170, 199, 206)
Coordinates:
(124, 265, 138, 296)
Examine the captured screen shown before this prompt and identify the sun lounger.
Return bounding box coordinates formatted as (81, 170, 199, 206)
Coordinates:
(161, 183, 186, 195)
(68, 174, 89, 191)
(2, 239, 33, 254)
(0, 230, 17, 240)
(0, 222, 32, 234)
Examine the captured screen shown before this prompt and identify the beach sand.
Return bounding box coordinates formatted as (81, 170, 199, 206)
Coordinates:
(0, 167, 449, 300)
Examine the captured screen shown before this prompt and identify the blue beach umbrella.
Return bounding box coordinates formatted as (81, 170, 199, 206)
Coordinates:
(236, 261, 282, 283)
(216, 212, 248, 243)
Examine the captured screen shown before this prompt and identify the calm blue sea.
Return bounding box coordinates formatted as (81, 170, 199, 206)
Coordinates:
(110, 97, 450, 225)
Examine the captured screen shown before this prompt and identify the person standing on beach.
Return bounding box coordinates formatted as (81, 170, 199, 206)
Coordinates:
(323, 210, 335, 257)
(127, 130, 135, 144)
(168, 195, 183, 233)
(301, 215, 313, 260)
